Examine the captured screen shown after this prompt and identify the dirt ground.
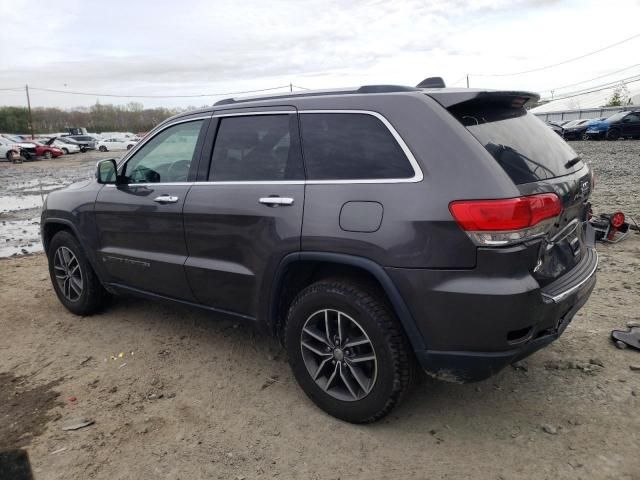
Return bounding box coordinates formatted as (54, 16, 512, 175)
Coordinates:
(0, 141, 639, 479)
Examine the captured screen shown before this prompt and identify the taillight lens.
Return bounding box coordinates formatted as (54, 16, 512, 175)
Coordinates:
(449, 193, 562, 246)
(610, 211, 625, 229)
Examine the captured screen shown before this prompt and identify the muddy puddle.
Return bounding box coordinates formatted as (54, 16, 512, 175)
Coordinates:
(0, 153, 111, 257)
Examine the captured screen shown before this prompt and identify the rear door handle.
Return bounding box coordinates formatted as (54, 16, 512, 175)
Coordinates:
(259, 197, 294, 206)
(153, 195, 179, 203)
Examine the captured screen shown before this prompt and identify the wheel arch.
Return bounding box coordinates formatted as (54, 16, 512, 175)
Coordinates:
(268, 252, 427, 353)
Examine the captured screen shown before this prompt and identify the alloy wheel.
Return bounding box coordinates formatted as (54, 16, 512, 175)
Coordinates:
(300, 309, 377, 402)
(53, 246, 84, 302)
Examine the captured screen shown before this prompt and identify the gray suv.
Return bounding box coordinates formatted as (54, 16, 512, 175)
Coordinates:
(41, 84, 597, 423)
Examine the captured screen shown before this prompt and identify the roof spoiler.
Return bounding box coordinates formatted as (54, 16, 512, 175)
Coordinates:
(426, 90, 540, 108)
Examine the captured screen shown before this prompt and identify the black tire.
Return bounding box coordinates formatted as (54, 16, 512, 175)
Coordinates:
(582, 133, 590, 141)
(284, 279, 415, 423)
(606, 128, 620, 140)
(61, 148, 69, 155)
(7, 150, 17, 162)
(44, 151, 53, 159)
(47, 231, 110, 316)
(98, 145, 107, 152)
(126, 144, 133, 150)
(80, 146, 87, 152)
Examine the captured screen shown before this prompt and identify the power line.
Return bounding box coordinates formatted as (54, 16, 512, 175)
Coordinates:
(292, 85, 311, 90)
(538, 63, 640, 93)
(539, 75, 640, 102)
(0, 87, 23, 91)
(473, 32, 640, 77)
(27, 85, 292, 99)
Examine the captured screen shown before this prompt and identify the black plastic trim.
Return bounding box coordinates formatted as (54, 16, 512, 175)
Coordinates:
(107, 282, 257, 322)
(269, 252, 427, 352)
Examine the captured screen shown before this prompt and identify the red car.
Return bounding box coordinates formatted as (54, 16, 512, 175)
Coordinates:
(33, 142, 64, 159)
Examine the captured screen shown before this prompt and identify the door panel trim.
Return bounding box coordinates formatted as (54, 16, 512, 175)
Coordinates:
(106, 282, 257, 322)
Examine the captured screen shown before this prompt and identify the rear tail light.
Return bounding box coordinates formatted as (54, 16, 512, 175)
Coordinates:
(449, 193, 562, 246)
(610, 211, 625, 229)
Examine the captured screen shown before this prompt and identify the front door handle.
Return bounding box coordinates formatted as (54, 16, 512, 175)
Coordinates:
(259, 196, 294, 206)
(153, 195, 179, 203)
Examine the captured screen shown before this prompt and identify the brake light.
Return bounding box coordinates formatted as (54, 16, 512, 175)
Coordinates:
(610, 211, 625, 229)
(449, 193, 562, 246)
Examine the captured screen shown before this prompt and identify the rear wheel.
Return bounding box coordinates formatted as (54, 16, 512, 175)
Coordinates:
(582, 133, 590, 141)
(61, 148, 69, 155)
(80, 146, 87, 152)
(126, 144, 134, 150)
(98, 145, 107, 152)
(47, 231, 110, 316)
(606, 128, 621, 140)
(284, 279, 415, 423)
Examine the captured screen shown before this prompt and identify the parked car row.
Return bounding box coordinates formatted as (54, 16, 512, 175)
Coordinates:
(1, 131, 140, 161)
(545, 110, 640, 141)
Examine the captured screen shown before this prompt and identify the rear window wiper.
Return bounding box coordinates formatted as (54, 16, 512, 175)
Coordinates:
(565, 157, 582, 169)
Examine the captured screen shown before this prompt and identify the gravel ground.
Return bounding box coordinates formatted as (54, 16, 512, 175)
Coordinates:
(0, 140, 639, 479)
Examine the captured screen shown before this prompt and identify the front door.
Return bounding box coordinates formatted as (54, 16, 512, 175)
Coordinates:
(95, 118, 208, 300)
(183, 110, 304, 318)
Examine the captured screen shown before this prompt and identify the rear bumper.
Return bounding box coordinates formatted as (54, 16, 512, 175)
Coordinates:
(386, 245, 598, 382)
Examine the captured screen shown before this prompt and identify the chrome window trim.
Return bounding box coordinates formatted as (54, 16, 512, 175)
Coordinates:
(109, 109, 424, 187)
(116, 115, 212, 169)
(298, 109, 423, 184)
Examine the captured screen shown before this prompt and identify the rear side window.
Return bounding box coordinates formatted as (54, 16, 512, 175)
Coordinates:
(450, 101, 582, 185)
(209, 114, 303, 181)
(300, 113, 414, 180)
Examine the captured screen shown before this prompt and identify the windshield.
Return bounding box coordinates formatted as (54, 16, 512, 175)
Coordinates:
(450, 103, 582, 185)
(605, 112, 627, 122)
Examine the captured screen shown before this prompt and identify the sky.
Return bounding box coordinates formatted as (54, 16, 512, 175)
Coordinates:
(1, 0, 640, 110)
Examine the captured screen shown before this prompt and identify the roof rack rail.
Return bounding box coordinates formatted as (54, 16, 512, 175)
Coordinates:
(213, 84, 420, 106)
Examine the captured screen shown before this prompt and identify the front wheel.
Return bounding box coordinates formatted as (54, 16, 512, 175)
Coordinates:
(284, 279, 415, 423)
(582, 133, 590, 141)
(98, 145, 107, 152)
(44, 151, 53, 159)
(126, 144, 134, 150)
(61, 148, 69, 155)
(80, 146, 87, 152)
(47, 231, 110, 315)
(6, 150, 19, 163)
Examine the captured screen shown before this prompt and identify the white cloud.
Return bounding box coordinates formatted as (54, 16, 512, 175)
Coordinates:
(1, 0, 640, 108)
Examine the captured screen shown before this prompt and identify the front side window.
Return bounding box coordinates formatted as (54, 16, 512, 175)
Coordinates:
(300, 113, 414, 180)
(209, 114, 303, 181)
(123, 120, 204, 183)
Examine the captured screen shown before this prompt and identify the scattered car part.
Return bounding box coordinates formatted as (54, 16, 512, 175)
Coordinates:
(589, 210, 637, 243)
(611, 327, 640, 351)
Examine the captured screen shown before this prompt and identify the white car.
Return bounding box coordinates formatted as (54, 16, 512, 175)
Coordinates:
(48, 138, 81, 154)
(96, 137, 138, 152)
(0, 137, 21, 162)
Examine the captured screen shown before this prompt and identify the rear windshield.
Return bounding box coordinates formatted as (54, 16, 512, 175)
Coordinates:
(450, 102, 582, 185)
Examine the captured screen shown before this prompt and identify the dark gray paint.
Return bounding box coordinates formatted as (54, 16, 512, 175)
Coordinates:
(41, 87, 597, 382)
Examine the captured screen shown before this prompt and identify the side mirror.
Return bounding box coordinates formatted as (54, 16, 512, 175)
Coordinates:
(96, 159, 118, 184)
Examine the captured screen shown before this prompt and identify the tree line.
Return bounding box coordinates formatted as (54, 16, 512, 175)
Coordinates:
(0, 102, 199, 134)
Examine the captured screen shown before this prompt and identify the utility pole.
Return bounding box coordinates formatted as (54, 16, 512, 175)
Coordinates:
(25, 84, 34, 139)
(289, 83, 293, 92)
(466, 74, 469, 88)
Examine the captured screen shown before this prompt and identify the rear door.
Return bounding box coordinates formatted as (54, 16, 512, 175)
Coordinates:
(445, 96, 594, 286)
(94, 117, 209, 300)
(183, 108, 305, 318)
